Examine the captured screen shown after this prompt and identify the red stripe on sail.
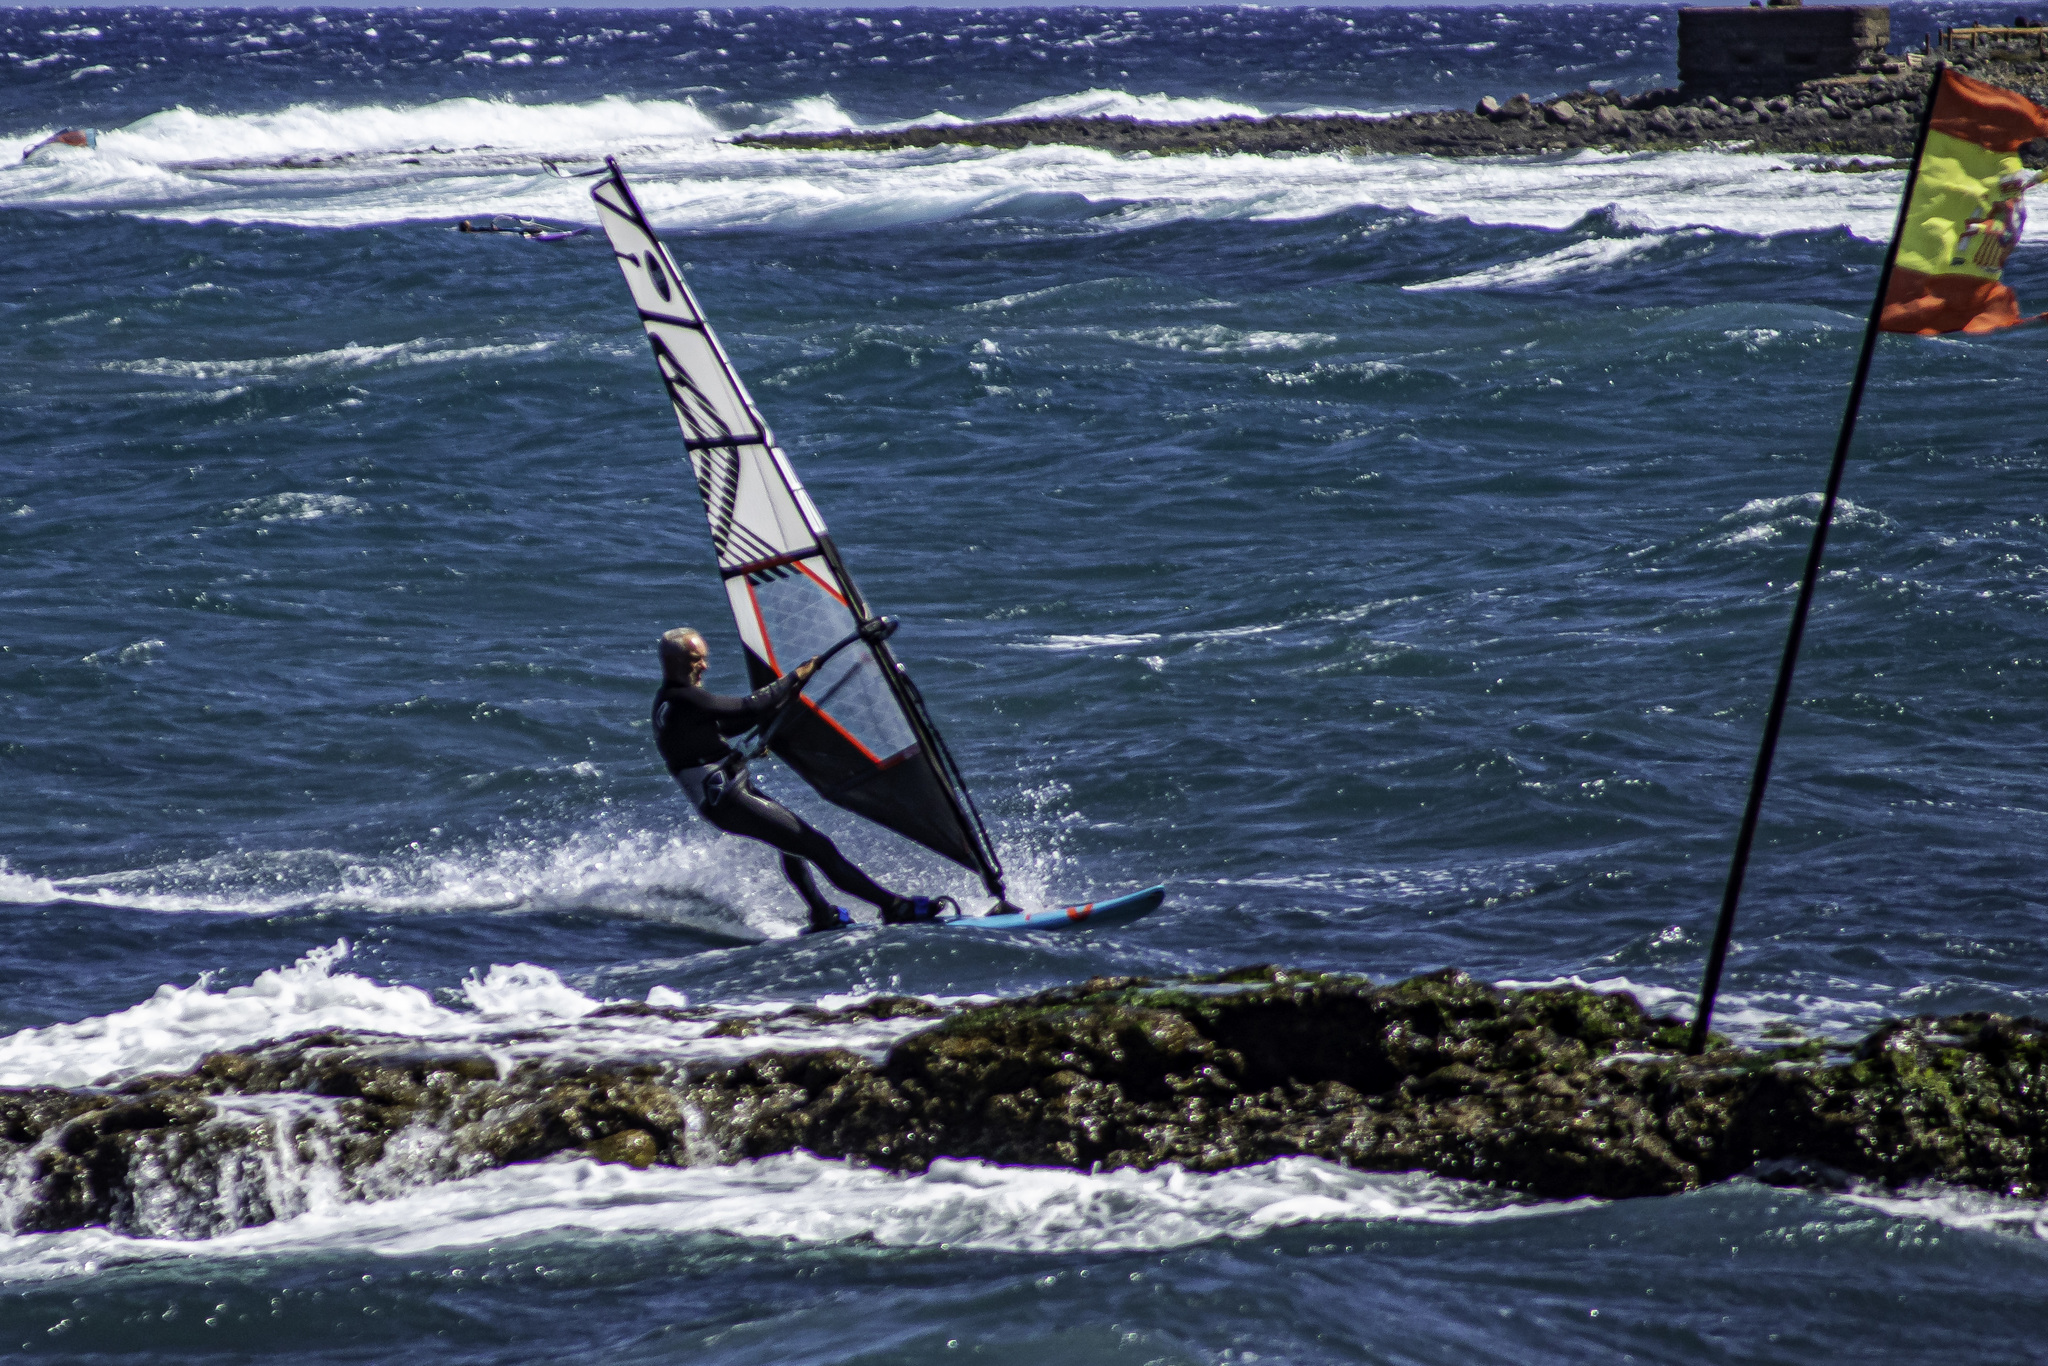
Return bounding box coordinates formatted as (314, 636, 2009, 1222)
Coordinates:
(797, 692, 887, 765)
(794, 559, 849, 608)
(741, 579, 782, 674)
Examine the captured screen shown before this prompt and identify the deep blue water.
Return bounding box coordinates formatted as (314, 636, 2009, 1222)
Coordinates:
(7, 5, 2048, 1362)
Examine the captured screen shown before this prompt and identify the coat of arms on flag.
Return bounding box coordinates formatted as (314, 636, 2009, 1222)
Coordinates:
(1882, 68, 2048, 335)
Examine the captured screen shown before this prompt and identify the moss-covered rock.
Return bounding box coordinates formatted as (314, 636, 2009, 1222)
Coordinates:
(8, 970, 2048, 1238)
(684, 969, 2048, 1202)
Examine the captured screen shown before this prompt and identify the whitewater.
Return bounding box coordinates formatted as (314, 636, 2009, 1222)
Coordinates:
(6, 92, 1916, 239)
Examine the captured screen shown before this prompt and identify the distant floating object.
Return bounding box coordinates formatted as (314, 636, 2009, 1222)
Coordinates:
(455, 215, 589, 241)
(21, 128, 98, 160)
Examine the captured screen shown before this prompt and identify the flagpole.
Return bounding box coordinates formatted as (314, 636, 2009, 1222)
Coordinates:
(1686, 67, 1947, 1055)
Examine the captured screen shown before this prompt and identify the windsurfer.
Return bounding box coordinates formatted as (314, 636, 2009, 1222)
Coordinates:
(652, 627, 947, 932)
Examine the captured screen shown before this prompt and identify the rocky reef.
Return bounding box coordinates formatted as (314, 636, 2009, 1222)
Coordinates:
(737, 50, 2048, 163)
(5, 967, 2048, 1239)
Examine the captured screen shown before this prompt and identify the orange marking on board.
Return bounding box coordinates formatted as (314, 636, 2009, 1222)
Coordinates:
(1066, 902, 1094, 922)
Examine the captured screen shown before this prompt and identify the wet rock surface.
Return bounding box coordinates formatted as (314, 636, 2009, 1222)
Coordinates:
(736, 53, 2048, 164)
(7, 968, 2048, 1237)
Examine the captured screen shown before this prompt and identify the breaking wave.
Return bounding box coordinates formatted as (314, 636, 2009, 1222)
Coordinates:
(0, 1151, 1577, 1279)
(1709, 492, 1897, 549)
(987, 87, 1267, 125)
(0, 940, 944, 1089)
(1, 93, 1913, 241)
(1405, 230, 1681, 292)
(97, 94, 724, 165)
(1495, 971, 1897, 1050)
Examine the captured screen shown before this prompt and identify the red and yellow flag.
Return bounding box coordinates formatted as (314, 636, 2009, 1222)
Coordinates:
(1881, 68, 2048, 335)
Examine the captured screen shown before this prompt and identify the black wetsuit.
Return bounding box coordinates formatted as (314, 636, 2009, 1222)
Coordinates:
(652, 672, 899, 924)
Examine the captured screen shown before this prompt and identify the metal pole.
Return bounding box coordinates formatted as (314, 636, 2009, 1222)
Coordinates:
(1686, 68, 1946, 1054)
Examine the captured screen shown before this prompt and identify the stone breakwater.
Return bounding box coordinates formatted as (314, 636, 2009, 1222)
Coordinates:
(737, 53, 2048, 162)
(7, 967, 2048, 1238)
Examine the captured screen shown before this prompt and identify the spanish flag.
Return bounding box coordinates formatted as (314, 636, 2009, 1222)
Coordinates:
(1881, 68, 2048, 335)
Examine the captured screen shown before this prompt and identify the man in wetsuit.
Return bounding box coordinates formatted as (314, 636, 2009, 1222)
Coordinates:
(652, 627, 943, 932)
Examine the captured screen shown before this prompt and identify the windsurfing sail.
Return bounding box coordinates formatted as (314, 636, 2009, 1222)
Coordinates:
(591, 159, 1008, 901)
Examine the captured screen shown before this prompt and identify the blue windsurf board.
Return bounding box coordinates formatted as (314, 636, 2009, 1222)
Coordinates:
(944, 885, 1165, 932)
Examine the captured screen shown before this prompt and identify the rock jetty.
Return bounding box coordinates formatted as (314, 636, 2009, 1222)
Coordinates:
(736, 50, 2048, 163)
(5, 967, 2048, 1238)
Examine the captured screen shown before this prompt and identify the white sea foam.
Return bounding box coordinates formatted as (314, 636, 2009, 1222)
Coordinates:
(1496, 971, 1895, 1047)
(0, 773, 1076, 947)
(1012, 601, 1425, 669)
(1265, 358, 1403, 386)
(0, 92, 1914, 240)
(223, 492, 366, 522)
(81, 638, 165, 666)
(1710, 492, 1894, 548)
(43, 838, 771, 935)
(0, 941, 453, 1087)
(110, 339, 550, 382)
(1841, 1184, 2048, 1240)
(960, 279, 1118, 312)
(0, 806, 1070, 937)
(0, 1151, 1578, 1280)
(1404, 231, 1682, 291)
(0, 858, 63, 907)
(1496, 972, 1695, 1020)
(106, 95, 724, 166)
(0, 941, 946, 1089)
(987, 87, 1265, 125)
(2, 821, 766, 916)
(461, 961, 600, 1021)
(776, 89, 1286, 136)
(750, 94, 871, 135)
(1110, 324, 1338, 354)
(1289, 102, 1421, 120)
(1018, 632, 1165, 651)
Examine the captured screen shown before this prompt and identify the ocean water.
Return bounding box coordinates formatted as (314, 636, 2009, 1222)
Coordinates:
(7, 4, 2048, 1361)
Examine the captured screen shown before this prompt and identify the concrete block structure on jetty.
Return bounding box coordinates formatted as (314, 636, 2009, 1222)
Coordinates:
(1678, 3, 1891, 99)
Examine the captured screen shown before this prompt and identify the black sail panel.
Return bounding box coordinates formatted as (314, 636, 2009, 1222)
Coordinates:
(591, 161, 1004, 892)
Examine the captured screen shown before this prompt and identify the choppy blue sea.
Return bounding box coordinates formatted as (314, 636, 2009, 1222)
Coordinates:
(8, 4, 2048, 1361)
